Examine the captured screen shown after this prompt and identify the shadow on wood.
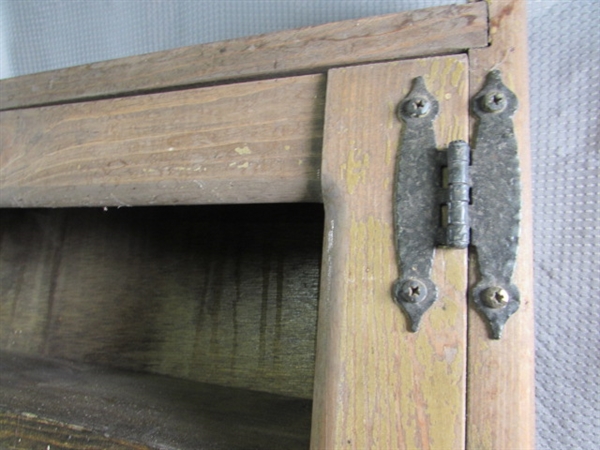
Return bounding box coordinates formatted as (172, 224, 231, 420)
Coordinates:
(0, 204, 324, 399)
(0, 351, 312, 449)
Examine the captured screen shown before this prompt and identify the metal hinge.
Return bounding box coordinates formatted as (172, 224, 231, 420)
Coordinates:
(392, 71, 521, 339)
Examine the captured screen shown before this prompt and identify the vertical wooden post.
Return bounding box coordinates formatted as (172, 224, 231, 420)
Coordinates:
(312, 56, 469, 449)
(467, 0, 536, 448)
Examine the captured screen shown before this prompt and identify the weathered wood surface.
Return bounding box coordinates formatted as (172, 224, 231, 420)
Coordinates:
(311, 56, 469, 449)
(0, 351, 312, 450)
(0, 204, 323, 399)
(0, 2, 488, 111)
(0, 75, 325, 208)
(466, 1, 536, 448)
(0, 413, 149, 450)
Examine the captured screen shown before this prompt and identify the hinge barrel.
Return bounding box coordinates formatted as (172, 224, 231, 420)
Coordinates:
(441, 140, 470, 248)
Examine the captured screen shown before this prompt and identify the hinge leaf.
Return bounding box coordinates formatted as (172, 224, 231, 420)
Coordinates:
(393, 76, 441, 331)
(470, 70, 522, 339)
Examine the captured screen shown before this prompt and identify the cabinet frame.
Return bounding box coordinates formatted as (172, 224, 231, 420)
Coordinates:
(0, 1, 534, 448)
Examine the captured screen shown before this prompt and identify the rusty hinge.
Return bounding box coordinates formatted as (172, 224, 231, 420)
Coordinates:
(392, 71, 521, 339)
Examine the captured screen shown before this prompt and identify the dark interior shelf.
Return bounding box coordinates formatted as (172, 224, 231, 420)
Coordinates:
(0, 351, 312, 450)
(0, 204, 324, 449)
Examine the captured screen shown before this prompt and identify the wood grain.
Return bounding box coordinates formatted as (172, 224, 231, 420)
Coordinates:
(311, 56, 469, 449)
(0, 75, 325, 208)
(0, 2, 488, 111)
(0, 351, 312, 450)
(0, 414, 149, 450)
(466, 1, 536, 449)
(0, 204, 323, 399)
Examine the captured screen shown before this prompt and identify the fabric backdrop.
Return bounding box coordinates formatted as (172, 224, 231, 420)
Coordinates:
(0, 1, 598, 448)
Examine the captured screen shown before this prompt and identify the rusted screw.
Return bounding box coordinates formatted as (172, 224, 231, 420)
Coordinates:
(481, 91, 507, 113)
(400, 279, 427, 303)
(481, 286, 509, 309)
(402, 97, 431, 118)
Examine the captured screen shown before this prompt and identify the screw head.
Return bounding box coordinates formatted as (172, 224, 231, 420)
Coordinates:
(480, 91, 507, 113)
(401, 97, 431, 118)
(400, 279, 428, 303)
(481, 286, 509, 309)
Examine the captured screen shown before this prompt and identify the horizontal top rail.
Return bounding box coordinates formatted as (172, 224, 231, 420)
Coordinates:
(0, 2, 487, 110)
(0, 75, 325, 207)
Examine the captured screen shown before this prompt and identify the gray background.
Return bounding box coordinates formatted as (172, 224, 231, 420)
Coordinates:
(1, 0, 598, 448)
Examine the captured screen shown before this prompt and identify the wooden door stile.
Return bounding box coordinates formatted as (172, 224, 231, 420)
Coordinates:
(466, 1, 536, 449)
(312, 55, 470, 449)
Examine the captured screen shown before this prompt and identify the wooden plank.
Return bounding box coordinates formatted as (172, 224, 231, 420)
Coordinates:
(0, 351, 312, 450)
(311, 56, 469, 449)
(466, 1, 536, 448)
(0, 2, 488, 111)
(0, 204, 323, 399)
(0, 75, 325, 208)
(0, 413, 148, 450)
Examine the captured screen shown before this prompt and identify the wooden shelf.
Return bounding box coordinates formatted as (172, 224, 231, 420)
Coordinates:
(0, 351, 312, 449)
(0, 204, 323, 448)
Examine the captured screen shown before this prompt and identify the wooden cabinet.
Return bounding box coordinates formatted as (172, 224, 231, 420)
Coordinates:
(0, 1, 534, 449)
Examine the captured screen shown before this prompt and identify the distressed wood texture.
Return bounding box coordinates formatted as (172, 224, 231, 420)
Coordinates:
(1, 414, 148, 450)
(0, 2, 488, 110)
(311, 56, 469, 449)
(0, 352, 312, 450)
(0, 75, 325, 208)
(466, 1, 536, 448)
(0, 204, 323, 399)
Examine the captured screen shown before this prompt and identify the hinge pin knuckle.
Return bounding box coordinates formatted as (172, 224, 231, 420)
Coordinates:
(442, 140, 470, 248)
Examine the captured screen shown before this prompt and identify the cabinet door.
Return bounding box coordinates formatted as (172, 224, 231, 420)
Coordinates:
(313, 55, 470, 450)
(312, 1, 535, 447)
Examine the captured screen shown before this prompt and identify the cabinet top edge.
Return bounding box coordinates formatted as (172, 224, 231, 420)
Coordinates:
(0, 2, 487, 111)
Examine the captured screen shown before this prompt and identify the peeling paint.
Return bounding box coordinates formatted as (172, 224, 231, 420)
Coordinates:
(451, 62, 465, 89)
(445, 250, 466, 293)
(234, 146, 252, 155)
(340, 148, 370, 195)
(322, 56, 470, 448)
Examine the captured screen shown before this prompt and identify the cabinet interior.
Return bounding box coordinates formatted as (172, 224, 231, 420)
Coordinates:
(0, 203, 324, 449)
